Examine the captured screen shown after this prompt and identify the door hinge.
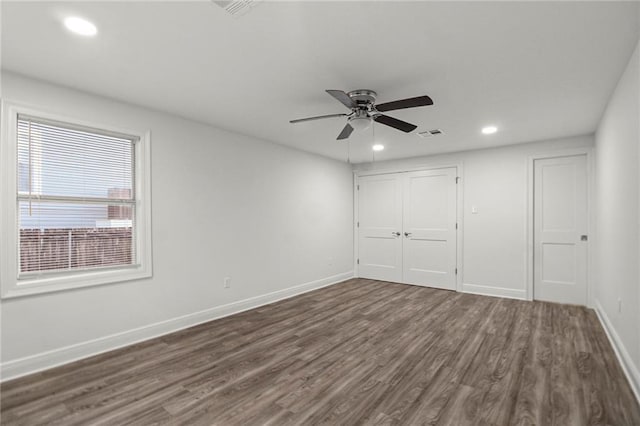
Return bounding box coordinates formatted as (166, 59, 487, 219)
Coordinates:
(455, 223, 458, 230)
(455, 268, 458, 275)
(357, 184, 360, 190)
(357, 259, 360, 265)
(456, 176, 460, 184)
(357, 221, 360, 228)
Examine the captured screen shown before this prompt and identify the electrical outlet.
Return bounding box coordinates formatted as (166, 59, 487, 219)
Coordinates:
(224, 277, 231, 288)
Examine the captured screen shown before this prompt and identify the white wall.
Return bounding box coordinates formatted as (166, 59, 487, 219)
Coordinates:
(0, 72, 354, 379)
(354, 134, 594, 300)
(594, 40, 640, 396)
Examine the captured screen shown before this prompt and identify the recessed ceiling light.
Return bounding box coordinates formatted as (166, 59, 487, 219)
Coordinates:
(372, 144, 384, 151)
(64, 16, 97, 36)
(481, 126, 498, 135)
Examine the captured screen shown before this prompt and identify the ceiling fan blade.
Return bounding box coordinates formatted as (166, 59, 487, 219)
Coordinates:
(326, 90, 355, 110)
(336, 123, 354, 140)
(375, 95, 434, 112)
(290, 113, 348, 124)
(374, 114, 417, 133)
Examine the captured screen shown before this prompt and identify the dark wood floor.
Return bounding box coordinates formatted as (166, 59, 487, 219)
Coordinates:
(1, 279, 639, 425)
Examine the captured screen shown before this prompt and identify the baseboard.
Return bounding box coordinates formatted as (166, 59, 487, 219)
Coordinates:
(461, 283, 527, 300)
(594, 298, 640, 404)
(0, 271, 354, 382)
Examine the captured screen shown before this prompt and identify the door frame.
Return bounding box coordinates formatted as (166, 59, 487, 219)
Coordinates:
(353, 162, 464, 292)
(526, 148, 594, 306)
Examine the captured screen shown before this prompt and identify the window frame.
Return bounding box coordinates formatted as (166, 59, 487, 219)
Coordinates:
(1, 101, 153, 298)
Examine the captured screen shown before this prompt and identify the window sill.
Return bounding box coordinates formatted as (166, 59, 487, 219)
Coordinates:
(1, 265, 152, 299)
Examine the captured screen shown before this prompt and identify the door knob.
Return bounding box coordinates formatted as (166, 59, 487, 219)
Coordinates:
(392, 231, 401, 237)
(404, 232, 412, 237)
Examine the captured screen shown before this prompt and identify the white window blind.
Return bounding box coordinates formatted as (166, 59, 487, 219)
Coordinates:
(17, 115, 138, 276)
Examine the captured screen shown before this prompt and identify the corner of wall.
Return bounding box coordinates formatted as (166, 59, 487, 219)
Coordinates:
(594, 298, 640, 404)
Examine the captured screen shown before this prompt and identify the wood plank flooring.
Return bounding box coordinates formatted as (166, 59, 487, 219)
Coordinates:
(1, 278, 639, 425)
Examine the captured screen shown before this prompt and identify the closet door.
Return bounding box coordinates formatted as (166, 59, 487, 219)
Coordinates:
(357, 174, 403, 283)
(402, 168, 457, 290)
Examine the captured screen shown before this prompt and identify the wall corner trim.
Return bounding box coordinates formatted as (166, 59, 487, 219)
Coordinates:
(594, 298, 640, 405)
(0, 271, 354, 382)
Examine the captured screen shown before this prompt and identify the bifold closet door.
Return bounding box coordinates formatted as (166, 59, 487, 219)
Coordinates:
(357, 174, 403, 283)
(402, 168, 457, 290)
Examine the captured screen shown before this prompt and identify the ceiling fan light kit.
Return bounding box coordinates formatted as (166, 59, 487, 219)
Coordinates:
(290, 89, 434, 140)
(349, 111, 372, 132)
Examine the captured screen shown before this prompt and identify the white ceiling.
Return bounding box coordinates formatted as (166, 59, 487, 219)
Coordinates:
(2, 1, 639, 163)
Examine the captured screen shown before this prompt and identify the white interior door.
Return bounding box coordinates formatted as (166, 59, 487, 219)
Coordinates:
(402, 168, 457, 290)
(358, 174, 403, 283)
(534, 155, 588, 305)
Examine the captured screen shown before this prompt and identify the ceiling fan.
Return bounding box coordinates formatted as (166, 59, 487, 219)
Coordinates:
(290, 89, 434, 140)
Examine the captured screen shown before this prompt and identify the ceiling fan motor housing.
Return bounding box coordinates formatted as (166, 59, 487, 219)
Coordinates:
(348, 90, 377, 131)
(348, 89, 377, 107)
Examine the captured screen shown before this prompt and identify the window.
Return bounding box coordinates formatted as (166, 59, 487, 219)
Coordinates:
(1, 103, 152, 298)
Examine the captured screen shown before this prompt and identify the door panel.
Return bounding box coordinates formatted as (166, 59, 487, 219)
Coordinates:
(358, 174, 403, 282)
(534, 155, 588, 305)
(542, 243, 577, 284)
(402, 168, 457, 290)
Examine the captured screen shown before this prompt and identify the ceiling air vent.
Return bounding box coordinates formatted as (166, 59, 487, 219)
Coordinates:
(212, 0, 262, 17)
(418, 129, 444, 138)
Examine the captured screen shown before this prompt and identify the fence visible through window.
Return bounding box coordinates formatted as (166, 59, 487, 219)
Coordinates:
(17, 115, 137, 276)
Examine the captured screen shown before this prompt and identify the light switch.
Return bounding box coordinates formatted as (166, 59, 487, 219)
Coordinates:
(471, 205, 479, 214)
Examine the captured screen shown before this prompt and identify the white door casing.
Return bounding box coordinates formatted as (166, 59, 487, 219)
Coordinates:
(534, 155, 588, 305)
(402, 168, 457, 290)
